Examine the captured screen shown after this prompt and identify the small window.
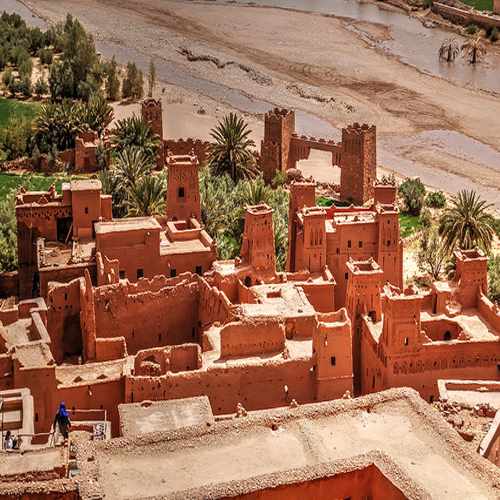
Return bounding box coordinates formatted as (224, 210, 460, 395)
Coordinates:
(170, 269, 177, 278)
(85, 207, 88, 214)
(404, 338, 409, 346)
(359, 241, 362, 248)
(119, 270, 125, 279)
(137, 268, 143, 279)
(347, 240, 351, 248)
(336, 248, 339, 254)
(178, 187, 185, 198)
(345, 273, 348, 280)
(195, 266, 202, 275)
(330, 356, 336, 366)
(387, 240, 391, 247)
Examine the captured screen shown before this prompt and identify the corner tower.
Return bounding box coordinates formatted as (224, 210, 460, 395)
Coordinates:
(340, 123, 376, 205)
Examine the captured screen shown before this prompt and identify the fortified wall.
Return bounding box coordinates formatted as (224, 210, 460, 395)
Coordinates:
(260, 108, 376, 205)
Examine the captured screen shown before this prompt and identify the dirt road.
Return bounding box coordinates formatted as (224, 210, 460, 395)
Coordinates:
(23, 0, 500, 206)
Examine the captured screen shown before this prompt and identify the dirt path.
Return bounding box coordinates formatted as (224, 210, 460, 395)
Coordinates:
(22, 0, 500, 206)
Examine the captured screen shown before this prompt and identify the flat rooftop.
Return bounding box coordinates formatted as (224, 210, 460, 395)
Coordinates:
(439, 380, 500, 410)
(89, 388, 500, 500)
(421, 308, 500, 341)
(95, 217, 161, 235)
(160, 232, 211, 255)
(70, 179, 102, 191)
(241, 283, 316, 319)
(118, 396, 214, 438)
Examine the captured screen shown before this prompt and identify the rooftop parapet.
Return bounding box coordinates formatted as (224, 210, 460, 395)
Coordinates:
(346, 257, 383, 275)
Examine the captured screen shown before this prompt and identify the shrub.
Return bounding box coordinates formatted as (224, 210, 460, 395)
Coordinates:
(486, 24, 494, 38)
(426, 190, 446, 208)
(34, 77, 48, 97)
(398, 177, 426, 216)
(466, 24, 477, 35)
(491, 27, 498, 43)
(488, 254, 500, 304)
(2, 69, 13, 88)
(420, 208, 432, 229)
(38, 48, 53, 65)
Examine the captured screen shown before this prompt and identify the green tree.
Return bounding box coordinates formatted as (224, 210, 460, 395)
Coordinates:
(125, 174, 165, 216)
(122, 62, 144, 100)
(0, 193, 18, 272)
(105, 56, 121, 101)
(34, 77, 48, 97)
(488, 254, 500, 304)
(207, 113, 258, 183)
(115, 147, 153, 192)
(439, 190, 494, 253)
(426, 190, 446, 208)
(2, 69, 13, 88)
(95, 140, 108, 170)
(111, 115, 160, 164)
(0, 117, 33, 161)
(82, 94, 114, 135)
(417, 226, 448, 280)
(398, 177, 426, 216)
(148, 59, 156, 98)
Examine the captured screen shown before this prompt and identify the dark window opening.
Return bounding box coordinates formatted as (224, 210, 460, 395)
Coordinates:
(359, 241, 362, 248)
(444, 331, 451, 341)
(170, 269, 177, 278)
(430, 395, 434, 403)
(347, 240, 351, 248)
(244, 276, 251, 287)
(137, 268, 143, 279)
(119, 270, 125, 279)
(178, 187, 185, 198)
(192, 327, 195, 338)
(336, 248, 339, 254)
(345, 272, 348, 280)
(331, 356, 336, 366)
(85, 207, 88, 214)
(195, 265, 202, 275)
(35, 413, 38, 422)
(404, 338, 409, 346)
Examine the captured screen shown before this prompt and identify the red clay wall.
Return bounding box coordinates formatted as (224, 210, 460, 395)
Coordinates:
(233, 464, 407, 500)
(126, 358, 316, 415)
(92, 280, 200, 355)
(46, 279, 82, 363)
(220, 319, 285, 358)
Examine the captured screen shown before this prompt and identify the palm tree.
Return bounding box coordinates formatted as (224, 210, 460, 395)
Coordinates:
(111, 116, 161, 164)
(207, 113, 259, 183)
(438, 38, 460, 62)
(125, 175, 166, 217)
(237, 176, 273, 206)
(83, 94, 114, 135)
(439, 190, 494, 253)
(114, 147, 153, 193)
(461, 37, 486, 64)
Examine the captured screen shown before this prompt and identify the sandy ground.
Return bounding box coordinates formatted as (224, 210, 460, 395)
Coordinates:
(20, 0, 500, 209)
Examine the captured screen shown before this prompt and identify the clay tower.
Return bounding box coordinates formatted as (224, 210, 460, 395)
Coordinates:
(260, 108, 295, 183)
(141, 98, 164, 169)
(166, 155, 201, 222)
(240, 202, 276, 274)
(340, 123, 376, 205)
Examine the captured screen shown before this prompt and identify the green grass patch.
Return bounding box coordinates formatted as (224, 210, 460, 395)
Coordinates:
(460, 0, 493, 11)
(0, 98, 41, 128)
(0, 172, 87, 203)
(316, 196, 352, 208)
(399, 211, 421, 239)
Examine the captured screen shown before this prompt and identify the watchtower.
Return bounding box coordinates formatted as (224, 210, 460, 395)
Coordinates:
(340, 123, 376, 205)
(260, 108, 295, 182)
(166, 155, 201, 222)
(141, 98, 164, 169)
(240, 203, 275, 273)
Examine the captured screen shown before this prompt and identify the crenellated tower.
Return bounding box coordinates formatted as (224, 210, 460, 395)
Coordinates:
(141, 98, 164, 169)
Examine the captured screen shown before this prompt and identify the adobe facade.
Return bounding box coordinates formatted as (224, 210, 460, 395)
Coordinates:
(15, 156, 216, 299)
(349, 248, 500, 402)
(287, 179, 403, 309)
